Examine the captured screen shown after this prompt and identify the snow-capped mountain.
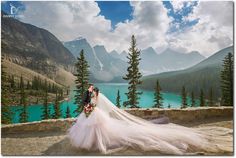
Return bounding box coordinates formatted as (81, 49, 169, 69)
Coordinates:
(63, 38, 127, 82)
(112, 46, 206, 75)
(64, 37, 206, 82)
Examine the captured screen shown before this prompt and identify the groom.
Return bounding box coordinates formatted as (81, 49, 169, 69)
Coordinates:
(82, 83, 94, 109)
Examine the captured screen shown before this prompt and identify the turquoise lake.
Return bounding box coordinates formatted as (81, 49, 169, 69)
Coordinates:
(9, 83, 198, 123)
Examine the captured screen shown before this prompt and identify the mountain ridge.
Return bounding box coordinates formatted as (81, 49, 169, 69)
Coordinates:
(141, 45, 234, 99)
(1, 11, 76, 86)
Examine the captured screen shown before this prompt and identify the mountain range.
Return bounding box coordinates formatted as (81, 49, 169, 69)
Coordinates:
(110, 46, 205, 75)
(63, 37, 206, 82)
(141, 46, 234, 100)
(1, 11, 76, 86)
(63, 38, 128, 82)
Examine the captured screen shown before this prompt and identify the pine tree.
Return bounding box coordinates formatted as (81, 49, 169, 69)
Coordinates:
(181, 86, 188, 108)
(52, 84, 55, 93)
(67, 86, 70, 95)
(123, 35, 142, 108)
(200, 89, 205, 107)
(153, 80, 163, 108)
(17, 81, 20, 89)
(220, 52, 233, 106)
(19, 75, 28, 123)
(43, 79, 47, 91)
(60, 89, 63, 100)
(38, 76, 41, 90)
(116, 90, 121, 108)
(41, 83, 50, 120)
(27, 80, 31, 89)
(1, 61, 13, 124)
(53, 91, 61, 119)
(191, 91, 195, 107)
(66, 106, 71, 118)
(208, 87, 214, 107)
(48, 83, 52, 93)
(74, 49, 90, 114)
(10, 75, 15, 90)
(168, 104, 171, 108)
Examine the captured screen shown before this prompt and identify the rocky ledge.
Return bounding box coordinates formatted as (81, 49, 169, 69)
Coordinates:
(2, 106, 233, 134)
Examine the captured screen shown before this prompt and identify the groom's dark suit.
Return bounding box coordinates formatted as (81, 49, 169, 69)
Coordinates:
(82, 90, 92, 107)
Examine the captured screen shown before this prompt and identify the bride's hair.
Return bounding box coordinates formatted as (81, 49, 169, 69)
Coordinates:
(94, 87, 99, 96)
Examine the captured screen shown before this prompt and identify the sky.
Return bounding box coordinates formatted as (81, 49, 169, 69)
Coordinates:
(1, 1, 233, 57)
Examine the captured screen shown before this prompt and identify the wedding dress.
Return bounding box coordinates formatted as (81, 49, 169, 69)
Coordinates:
(67, 93, 232, 155)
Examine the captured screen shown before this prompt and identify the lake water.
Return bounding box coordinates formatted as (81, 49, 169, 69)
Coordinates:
(9, 83, 198, 123)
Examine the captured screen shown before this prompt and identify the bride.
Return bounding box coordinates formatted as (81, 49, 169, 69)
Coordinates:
(67, 87, 232, 155)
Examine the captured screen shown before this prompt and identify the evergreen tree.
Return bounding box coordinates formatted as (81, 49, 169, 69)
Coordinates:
(66, 86, 70, 95)
(208, 87, 214, 107)
(10, 75, 15, 90)
(9, 75, 16, 103)
(52, 84, 56, 93)
(1, 61, 13, 124)
(200, 89, 205, 107)
(43, 79, 47, 91)
(19, 75, 28, 123)
(36, 76, 39, 90)
(191, 91, 195, 107)
(66, 106, 71, 118)
(17, 81, 20, 89)
(48, 83, 52, 93)
(181, 86, 188, 108)
(60, 89, 63, 100)
(123, 35, 142, 108)
(53, 91, 61, 119)
(41, 83, 50, 120)
(220, 52, 233, 106)
(153, 80, 163, 108)
(32, 76, 36, 90)
(38, 76, 41, 90)
(74, 49, 90, 114)
(27, 80, 31, 89)
(116, 90, 121, 108)
(168, 104, 171, 108)
(32, 76, 40, 90)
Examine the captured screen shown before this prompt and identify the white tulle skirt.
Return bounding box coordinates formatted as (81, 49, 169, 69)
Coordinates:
(67, 106, 232, 155)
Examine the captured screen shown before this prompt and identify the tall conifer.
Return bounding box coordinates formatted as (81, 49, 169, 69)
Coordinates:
(220, 52, 233, 106)
(74, 49, 90, 114)
(123, 35, 142, 108)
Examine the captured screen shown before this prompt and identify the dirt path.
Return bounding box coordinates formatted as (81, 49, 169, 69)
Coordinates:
(1, 120, 233, 156)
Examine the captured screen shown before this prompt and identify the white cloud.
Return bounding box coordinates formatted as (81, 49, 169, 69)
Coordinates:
(170, 1, 196, 14)
(170, 1, 185, 13)
(18, 1, 233, 57)
(20, 1, 112, 46)
(111, 1, 171, 53)
(168, 1, 233, 57)
(19, 1, 170, 53)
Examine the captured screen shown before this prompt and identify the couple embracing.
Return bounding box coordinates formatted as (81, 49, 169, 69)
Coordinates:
(82, 84, 99, 117)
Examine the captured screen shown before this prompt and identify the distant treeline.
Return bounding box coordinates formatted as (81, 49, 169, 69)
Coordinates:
(8, 75, 63, 94)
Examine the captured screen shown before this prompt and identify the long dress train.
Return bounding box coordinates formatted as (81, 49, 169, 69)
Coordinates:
(67, 93, 232, 155)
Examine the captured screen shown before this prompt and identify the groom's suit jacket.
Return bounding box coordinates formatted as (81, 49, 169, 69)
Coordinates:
(82, 90, 92, 106)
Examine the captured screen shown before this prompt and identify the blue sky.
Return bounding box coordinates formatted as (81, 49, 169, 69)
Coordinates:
(97, 1, 199, 32)
(1, 1, 25, 14)
(96, 1, 133, 29)
(2, 1, 198, 33)
(163, 1, 199, 33)
(96, 1, 199, 32)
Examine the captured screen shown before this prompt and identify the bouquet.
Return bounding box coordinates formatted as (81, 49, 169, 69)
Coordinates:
(84, 103, 96, 118)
